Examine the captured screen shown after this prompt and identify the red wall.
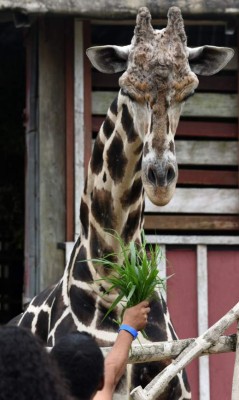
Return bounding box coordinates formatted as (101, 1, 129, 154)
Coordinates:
(208, 248, 239, 400)
(165, 246, 239, 400)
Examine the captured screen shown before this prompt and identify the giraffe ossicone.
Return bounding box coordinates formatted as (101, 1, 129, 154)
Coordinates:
(15, 6, 233, 400)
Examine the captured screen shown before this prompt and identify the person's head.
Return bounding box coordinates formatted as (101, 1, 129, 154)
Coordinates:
(0, 325, 71, 400)
(51, 331, 104, 400)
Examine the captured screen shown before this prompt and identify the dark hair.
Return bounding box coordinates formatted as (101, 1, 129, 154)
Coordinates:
(0, 325, 71, 400)
(51, 331, 104, 400)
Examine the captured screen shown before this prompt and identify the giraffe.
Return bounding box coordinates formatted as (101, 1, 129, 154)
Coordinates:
(14, 6, 233, 399)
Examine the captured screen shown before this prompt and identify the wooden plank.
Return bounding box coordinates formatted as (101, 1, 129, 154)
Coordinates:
(144, 215, 239, 231)
(146, 235, 239, 245)
(182, 93, 238, 118)
(92, 72, 237, 93)
(198, 75, 237, 92)
(92, 91, 238, 118)
(176, 141, 238, 166)
(92, 118, 238, 139)
(145, 188, 239, 214)
(65, 20, 74, 242)
(177, 121, 238, 139)
(178, 170, 238, 187)
(92, 71, 120, 89)
(90, 138, 238, 166)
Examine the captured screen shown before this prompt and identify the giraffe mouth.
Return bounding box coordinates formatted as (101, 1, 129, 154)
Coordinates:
(142, 162, 178, 206)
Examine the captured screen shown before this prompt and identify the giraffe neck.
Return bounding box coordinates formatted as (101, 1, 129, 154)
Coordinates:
(66, 90, 150, 304)
(83, 89, 147, 251)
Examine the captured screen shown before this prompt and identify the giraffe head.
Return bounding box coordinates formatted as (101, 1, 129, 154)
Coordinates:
(87, 7, 234, 206)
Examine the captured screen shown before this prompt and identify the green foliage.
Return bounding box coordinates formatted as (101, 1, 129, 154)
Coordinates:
(92, 232, 166, 334)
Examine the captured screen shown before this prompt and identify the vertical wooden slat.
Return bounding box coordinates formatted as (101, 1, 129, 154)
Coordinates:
(74, 20, 85, 239)
(208, 249, 239, 400)
(83, 21, 92, 174)
(197, 245, 210, 400)
(38, 18, 66, 290)
(24, 24, 39, 300)
(65, 18, 74, 242)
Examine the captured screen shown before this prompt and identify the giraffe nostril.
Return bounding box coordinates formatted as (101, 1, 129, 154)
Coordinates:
(147, 164, 176, 187)
(166, 166, 176, 184)
(147, 166, 157, 186)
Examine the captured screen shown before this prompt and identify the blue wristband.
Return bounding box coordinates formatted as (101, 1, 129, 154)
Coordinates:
(118, 324, 138, 340)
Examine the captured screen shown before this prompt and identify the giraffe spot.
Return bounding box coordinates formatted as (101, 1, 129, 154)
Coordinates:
(73, 245, 93, 282)
(145, 296, 168, 341)
(134, 155, 142, 174)
(54, 312, 77, 340)
(169, 140, 175, 154)
(161, 294, 168, 315)
(140, 202, 145, 227)
(18, 311, 35, 329)
(110, 94, 118, 116)
(83, 176, 88, 195)
(182, 368, 191, 392)
(45, 284, 59, 308)
(99, 284, 107, 294)
(103, 172, 107, 182)
(167, 115, 170, 133)
(150, 117, 153, 133)
(47, 336, 53, 346)
(90, 136, 104, 175)
(96, 301, 118, 331)
(134, 142, 143, 155)
(31, 285, 56, 306)
(143, 141, 149, 157)
(103, 115, 115, 139)
(80, 200, 89, 239)
(167, 376, 183, 399)
(62, 236, 81, 290)
(131, 360, 171, 392)
(35, 310, 49, 343)
(69, 286, 96, 326)
(89, 224, 115, 270)
(91, 188, 116, 230)
(121, 205, 141, 243)
(106, 132, 128, 184)
(120, 178, 143, 209)
(121, 104, 138, 143)
(50, 285, 68, 330)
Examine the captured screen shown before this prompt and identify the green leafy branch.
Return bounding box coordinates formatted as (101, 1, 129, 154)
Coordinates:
(91, 232, 167, 338)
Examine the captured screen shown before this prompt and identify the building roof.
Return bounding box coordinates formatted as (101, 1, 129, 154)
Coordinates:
(0, 0, 239, 19)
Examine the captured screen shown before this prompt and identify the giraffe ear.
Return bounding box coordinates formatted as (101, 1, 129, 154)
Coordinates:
(86, 45, 131, 74)
(188, 45, 234, 76)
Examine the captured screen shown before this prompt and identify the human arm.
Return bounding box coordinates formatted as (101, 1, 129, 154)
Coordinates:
(93, 300, 150, 400)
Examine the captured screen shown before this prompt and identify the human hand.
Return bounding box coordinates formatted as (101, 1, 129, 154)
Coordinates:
(122, 301, 150, 332)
